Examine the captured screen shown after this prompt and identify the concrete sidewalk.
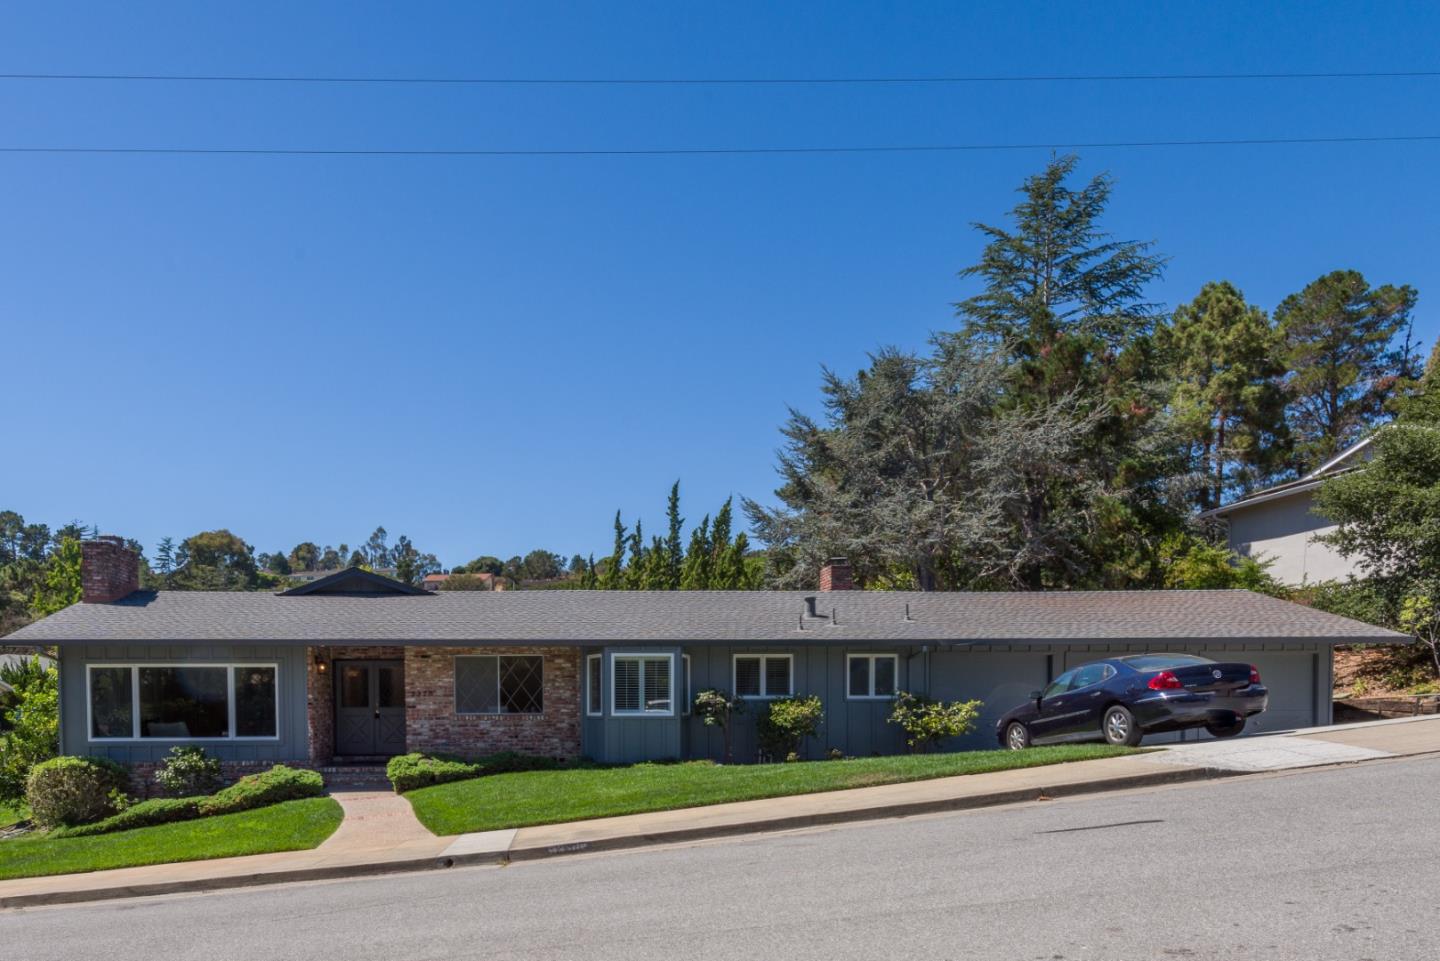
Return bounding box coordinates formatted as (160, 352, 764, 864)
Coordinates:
(5, 714, 1439, 910)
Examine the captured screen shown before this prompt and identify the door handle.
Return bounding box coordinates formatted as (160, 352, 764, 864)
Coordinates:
(373, 710, 380, 718)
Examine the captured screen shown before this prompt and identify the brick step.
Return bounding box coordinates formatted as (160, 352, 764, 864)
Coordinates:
(317, 764, 393, 789)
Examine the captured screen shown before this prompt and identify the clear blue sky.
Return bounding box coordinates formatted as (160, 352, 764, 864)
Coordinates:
(2, 1, 1436, 567)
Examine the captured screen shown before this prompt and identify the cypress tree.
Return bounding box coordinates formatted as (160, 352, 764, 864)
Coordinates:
(679, 516, 711, 590)
(664, 481, 684, 589)
(601, 512, 626, 590)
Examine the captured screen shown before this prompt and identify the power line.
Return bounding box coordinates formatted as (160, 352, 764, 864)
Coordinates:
(1, 69, 1438, 86)
(0, 134, 1437, 158)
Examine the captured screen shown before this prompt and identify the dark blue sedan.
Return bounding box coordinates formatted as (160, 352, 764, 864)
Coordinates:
(995, 654, 1270, 749)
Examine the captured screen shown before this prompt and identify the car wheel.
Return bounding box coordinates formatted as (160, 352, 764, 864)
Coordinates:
(1005, 722, 1031, 751)
(1205, 716, 1246, 738)
(1103, 705, 1143, 747)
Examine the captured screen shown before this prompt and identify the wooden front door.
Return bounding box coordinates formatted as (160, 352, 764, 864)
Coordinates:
(334, 660, 406, 756)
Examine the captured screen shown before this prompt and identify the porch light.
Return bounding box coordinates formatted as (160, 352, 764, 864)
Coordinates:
(314, 653, 328, 675)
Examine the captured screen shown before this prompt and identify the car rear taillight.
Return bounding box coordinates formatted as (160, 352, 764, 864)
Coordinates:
(1147, 671, 1184, 691)
(1249, 666, 1261, 685)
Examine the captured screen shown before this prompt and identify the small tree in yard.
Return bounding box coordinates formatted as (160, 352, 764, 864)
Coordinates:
(692, 689, 743, 763)
(0, 659, 59, 805)
(757, 695, 824, 762)
(887, 692, 983, 753)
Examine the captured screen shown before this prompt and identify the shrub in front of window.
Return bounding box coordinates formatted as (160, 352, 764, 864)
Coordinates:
(692, 689, 745, 764)
(54, 763, 326, 837)
(196, 765, 324, 816)
(756, 695, 823, 762)
(25, 755, 131, 828)
(0, 660, 59, 806)
(154, 745, 224, 798)
(887, 692, 983, 752)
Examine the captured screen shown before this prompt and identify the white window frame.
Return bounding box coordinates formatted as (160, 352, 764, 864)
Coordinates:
(611, 653, 675, 717)
(85, 663, 281, 742)
(732, 653, 793, 700)
(846, 653, 900, 700)
(682, 654, 692, 716)
(586, 654, 603, 717)
(453, 654, 545, 716)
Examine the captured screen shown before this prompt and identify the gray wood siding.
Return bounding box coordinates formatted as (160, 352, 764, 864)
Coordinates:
(59, 644, 310, 763)
(682, 645, 910, 761)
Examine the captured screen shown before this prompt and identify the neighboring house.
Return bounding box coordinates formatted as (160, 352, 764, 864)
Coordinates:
(421, 571, 501, 591)
(2, 538, 1403, 779)
(1203, 437, 1375, 586)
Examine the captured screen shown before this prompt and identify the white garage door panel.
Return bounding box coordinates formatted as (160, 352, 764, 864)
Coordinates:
(928, 651, 1050, 749)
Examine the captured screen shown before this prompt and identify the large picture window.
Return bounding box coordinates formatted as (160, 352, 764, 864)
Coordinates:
(455, 655, 544, 715)
(612, 655, 673, 715)
(87, 664, 279, 741)
(733, 654, 792, 699)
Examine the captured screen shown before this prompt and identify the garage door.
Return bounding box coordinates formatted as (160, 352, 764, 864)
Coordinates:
(1060, 647, 1322, 742)
(929, 650, 1050, 749)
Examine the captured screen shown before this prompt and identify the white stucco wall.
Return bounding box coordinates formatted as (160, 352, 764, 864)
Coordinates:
(1224, 490, 1357, 585)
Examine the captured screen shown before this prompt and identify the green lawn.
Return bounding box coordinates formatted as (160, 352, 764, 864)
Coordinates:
(406, 744, 1138, 836)
(0, 797, 343, 881)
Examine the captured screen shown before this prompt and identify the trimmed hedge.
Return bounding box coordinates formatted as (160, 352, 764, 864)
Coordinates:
(25, 756, 130, 829)
(54, 765, 325, 839)
(387, 751, 563, 793)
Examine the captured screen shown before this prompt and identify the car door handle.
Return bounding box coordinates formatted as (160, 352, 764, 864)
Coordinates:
(373, 710, 380, 718)
(1090, 691, 1102, 697)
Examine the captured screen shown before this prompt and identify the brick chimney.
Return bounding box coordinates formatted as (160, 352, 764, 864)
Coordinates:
(819, 557, 853, 592)
(82, 536, 140, 603)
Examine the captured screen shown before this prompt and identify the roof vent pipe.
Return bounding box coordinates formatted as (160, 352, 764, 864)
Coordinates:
(803, 596, 818, 618)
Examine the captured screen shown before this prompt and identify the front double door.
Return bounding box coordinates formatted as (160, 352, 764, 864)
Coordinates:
(335, 660, 406, 756)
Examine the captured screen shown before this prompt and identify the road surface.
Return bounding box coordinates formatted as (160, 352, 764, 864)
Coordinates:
(7, 755, 1437, 960)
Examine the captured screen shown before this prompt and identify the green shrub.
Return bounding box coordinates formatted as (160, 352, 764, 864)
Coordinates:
(386, 751, 563, 793)
(25, 756, 131, 828)
(386, 753, 482, 793)
(756, 695, 824, 762)
(49, 765, 323, 838)
(198, 765, 323, 816)
(154, 746, 223, 797)
(887, 692, 983, 752)
(53, 796, 204, 838)
(0, 662, 59, 805)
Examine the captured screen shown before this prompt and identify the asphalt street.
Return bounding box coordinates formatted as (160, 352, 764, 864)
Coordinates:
(6, 755, 1437, 961)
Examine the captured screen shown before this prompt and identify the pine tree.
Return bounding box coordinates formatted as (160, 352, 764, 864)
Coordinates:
(1277, 269, 1418, 473)
(1158, 281, 1289, 509)
(624, 520, 646, 590)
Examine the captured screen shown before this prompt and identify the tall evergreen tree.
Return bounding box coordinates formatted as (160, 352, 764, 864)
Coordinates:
(601, 512, 626, 590)
(679, 516, 712, 590)
(1276, 269, 1418, 473)
(664, 481, 684, 589)
(1157, 281, 1289, 510)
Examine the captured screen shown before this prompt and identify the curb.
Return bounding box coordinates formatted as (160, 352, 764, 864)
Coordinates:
(501, 764, 1241, 863)
(1, 762, 1236, 909)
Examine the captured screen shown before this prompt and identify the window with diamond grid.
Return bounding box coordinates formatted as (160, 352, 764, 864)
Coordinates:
(455, 655, 543, 714)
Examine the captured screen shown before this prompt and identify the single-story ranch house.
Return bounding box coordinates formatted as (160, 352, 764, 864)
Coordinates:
(4, 538, 1404, 780)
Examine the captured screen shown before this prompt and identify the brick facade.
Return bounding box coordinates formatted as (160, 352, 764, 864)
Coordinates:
(404, 646, 581, 759)
(304, 644, 581, 763)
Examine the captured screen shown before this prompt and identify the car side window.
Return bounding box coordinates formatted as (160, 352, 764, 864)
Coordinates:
(1042, 670, 1076, 700)
(1070, 664, 1113, 690)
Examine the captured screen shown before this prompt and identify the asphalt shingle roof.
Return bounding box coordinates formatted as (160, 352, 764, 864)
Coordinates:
(2, 589, 1405, 646)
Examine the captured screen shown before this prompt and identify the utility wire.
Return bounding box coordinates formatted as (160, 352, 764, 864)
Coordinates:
(1, 70, 1438, 86)
(0, 134, 1437, 158)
